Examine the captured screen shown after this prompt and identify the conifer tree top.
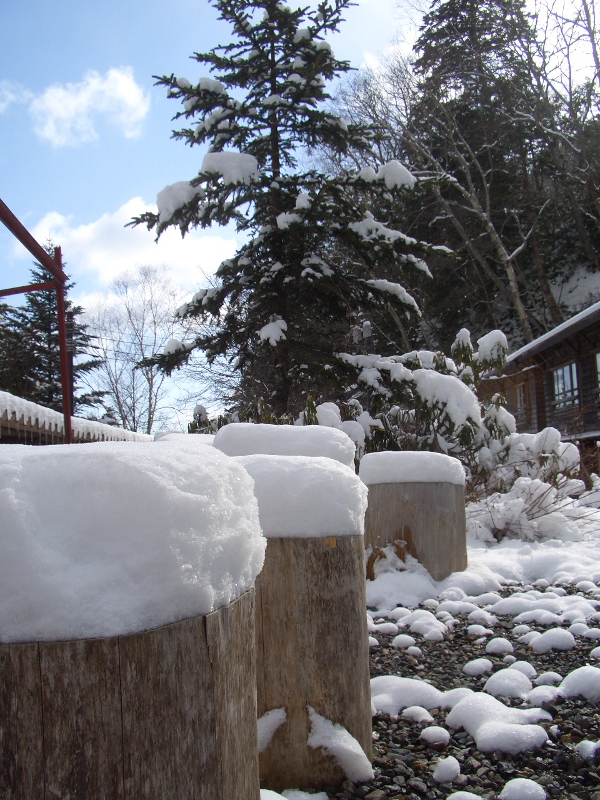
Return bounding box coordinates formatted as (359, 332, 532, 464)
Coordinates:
(133, 0, 434, 415)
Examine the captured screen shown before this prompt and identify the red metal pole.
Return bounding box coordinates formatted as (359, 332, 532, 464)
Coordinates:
(54, 247, 73, 444)
(0, 198, 67, 283)
(0, 280, 58, 299)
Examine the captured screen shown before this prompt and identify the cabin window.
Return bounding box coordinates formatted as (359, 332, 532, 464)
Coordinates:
(552, 362, 579, 408)
(514, 383, 528, 423)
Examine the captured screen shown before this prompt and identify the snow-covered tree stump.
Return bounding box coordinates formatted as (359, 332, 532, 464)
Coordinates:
(237, 454, 373, 793)
(0, 441, 267, 800)
(360, 452, 467, 582)
(0, 592, 259, 800)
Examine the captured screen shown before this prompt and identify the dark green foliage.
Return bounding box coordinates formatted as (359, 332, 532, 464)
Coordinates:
(0, 258, 103, 414)
(134, 0, 434, 414)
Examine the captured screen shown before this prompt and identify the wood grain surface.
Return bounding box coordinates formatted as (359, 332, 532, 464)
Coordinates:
(255, 535, 372, 793)
(364, 481, 467, 581)
(0, 590, 259, 800)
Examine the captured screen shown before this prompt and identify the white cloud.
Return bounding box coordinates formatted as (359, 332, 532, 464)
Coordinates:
(29, 67, 150, 147)
(12, 197, 238, 293)
(0, 80, 32, 113)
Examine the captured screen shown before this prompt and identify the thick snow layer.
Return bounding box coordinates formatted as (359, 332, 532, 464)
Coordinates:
(359, 451, 465, 486)
(498, 778, 547, 799)
(0, 442, 265, 642)
(433, 755, 460, 783)
(214, 422, 356, 468)
(257, 708, 287, 753)
(235, 455, 367, 538)
(446, 693, 549, 754)
(155, 432, 215, 445)
(202, 151, 259, 184)
(156, 181, 201, 223)
(0, 390, 150, 442)
(307, 706, 374, 782)
(367, 529, 600, 615)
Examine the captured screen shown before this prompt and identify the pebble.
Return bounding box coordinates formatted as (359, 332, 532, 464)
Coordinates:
(324, 583, 600, 800)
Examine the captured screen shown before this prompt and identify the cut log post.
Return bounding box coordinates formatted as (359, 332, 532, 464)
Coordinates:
(0, 591, 259, 800)
(236, 454, 372, 793)
(360, 452, 467, 582)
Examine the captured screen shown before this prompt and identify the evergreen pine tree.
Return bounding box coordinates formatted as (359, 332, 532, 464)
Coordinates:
(134, 0, 434, 414)
(0, 252, 104, 413)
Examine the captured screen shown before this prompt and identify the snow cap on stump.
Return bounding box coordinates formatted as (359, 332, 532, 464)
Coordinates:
(0, 441, 265, 643)
(236, 454, 367, 538)
(214, 422, 355, 468)
(359, 450, 465, 486)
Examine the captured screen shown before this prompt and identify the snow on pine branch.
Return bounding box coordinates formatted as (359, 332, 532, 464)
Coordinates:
(367, 279, 420, 314)
(258, 319, 287, 345)
(201, 152, 260, 185)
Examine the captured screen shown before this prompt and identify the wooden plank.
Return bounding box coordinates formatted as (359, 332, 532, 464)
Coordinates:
(0, 642, 44, 799)
(39, 636, 124, 799)
(364, 482, 467, 581)
(256, 536, 371, 793)
(207, 591, 260, 800)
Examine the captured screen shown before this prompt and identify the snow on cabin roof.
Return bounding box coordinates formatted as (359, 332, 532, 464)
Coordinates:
(0, 391, 152, 442)
(507, 300, 600, 366)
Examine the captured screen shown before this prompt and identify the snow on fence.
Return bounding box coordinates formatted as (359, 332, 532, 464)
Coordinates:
(360, 451, 468, 581)
(0, 442, 265, 799)
(214, 424, 373, 792)
(0, 390, 152, 444)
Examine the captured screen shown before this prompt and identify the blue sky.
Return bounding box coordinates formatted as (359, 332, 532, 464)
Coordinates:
(0, 0, 406, 307)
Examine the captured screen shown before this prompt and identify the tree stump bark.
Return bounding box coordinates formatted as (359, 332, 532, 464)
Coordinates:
(0, 591, 259, 800)
(255, 535, 372, 793)
(364, 482, 467, 581)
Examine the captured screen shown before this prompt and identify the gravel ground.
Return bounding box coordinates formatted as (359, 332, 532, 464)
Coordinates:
(324, 585, 600, 800)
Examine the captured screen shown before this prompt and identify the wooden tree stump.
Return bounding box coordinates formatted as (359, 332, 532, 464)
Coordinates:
(255, 535, 372, 793)
(360, 452, 467, 582)
(0, 591, 259, 800)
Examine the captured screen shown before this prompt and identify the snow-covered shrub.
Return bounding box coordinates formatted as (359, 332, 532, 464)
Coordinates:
(189, 327, 591, 541)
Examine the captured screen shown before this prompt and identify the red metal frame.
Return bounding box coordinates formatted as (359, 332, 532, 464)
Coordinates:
(0, 198, 73, 443)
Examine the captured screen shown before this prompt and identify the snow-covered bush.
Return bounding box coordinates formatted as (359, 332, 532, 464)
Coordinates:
(190, 326, 592, 541)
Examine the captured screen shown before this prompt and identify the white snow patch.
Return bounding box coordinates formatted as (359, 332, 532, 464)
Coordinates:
(202, 151, 259, 184)
(402, 705, 434, 723)
(462, 658, 493, 676)
(498, 777, 547, 799)
(433, 755, 460, 783)
(157, 181, 201, 223)
(306, 706, 374, 782)
(446, 693, 549, 754)
(421, 725, 451, 746)
(258, 708, 287, 752)
(258, 318, 288, 345)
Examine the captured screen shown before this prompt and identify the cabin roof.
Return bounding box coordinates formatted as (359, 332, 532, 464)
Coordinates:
(507, 300, 600, 366)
